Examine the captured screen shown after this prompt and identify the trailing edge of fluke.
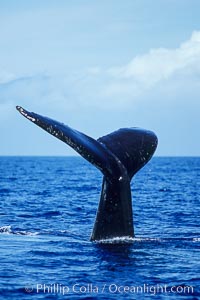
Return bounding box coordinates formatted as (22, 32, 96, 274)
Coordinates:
(16, 106, 158, 241)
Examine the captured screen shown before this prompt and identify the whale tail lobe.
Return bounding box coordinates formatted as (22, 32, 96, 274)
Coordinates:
(16, 106, 158, 241)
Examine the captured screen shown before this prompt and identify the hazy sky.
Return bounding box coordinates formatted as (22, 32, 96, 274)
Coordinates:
(1, 0, 200, 156)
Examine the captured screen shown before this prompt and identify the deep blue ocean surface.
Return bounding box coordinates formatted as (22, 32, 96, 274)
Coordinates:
(0, 156, 199, 299)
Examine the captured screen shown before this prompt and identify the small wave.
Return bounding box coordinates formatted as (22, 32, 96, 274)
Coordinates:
(43, 211, 61, 217)
(8, 177, 17, 181)
(94, 236, 135, 244)
(0, 188, 11, 194)
(158, 188, 172, 192)
(93, 236, 199, 244)
(14, 231, 39, 236)
(18, 211, 62, 218)
(0, 225, 39, 236)
(0, 225, 12, 234)
(17, 214, 33, 218)
(133, 237, 161, 242)
(193, 238, 200, 242)
(93, 236, 161, 244)
(37, 211, 61, 217)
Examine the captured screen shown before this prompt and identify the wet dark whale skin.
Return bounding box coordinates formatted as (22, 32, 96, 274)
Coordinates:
(16, 106, 158, 241)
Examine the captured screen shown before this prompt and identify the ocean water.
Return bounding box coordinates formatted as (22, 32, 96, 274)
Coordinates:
(0, 156, 199, 299)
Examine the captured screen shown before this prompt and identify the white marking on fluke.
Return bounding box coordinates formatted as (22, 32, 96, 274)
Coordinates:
(16, 106, 36, 122)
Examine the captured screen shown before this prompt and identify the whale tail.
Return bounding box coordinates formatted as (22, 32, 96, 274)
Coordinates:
(16, 106, 158, 241)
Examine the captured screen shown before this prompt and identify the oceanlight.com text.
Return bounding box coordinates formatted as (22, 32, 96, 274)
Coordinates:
(25, 283, 194, 296)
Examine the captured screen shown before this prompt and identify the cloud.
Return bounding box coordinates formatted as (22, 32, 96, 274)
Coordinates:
(59, 30, 200, 109)
(1, 31, 200, 155)
(121, 31, 200, 79)
(1, 31, 200, 115)
(104, 31, 200, 97)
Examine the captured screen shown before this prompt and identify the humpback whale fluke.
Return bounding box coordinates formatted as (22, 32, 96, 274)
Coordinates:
(16, 106, 158, 241)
